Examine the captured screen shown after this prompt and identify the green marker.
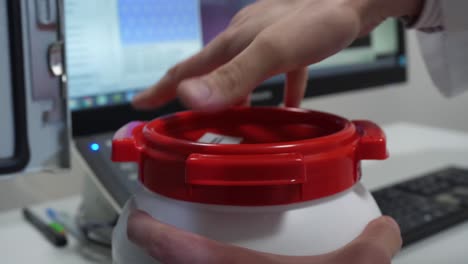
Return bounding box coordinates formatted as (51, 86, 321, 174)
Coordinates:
(49, 222, 66, 234)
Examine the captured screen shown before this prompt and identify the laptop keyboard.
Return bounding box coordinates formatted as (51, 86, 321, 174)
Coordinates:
(75, 133, 141, 206)
(75, 135, 468, 247)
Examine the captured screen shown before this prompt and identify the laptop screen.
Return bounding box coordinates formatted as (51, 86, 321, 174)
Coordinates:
(65, 0, 403, 111)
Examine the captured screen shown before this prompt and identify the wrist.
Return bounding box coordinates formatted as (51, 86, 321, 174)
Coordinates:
(392, 0, 424, 17)
(342, 0, 424, 35)
(347, 0, 423, 18)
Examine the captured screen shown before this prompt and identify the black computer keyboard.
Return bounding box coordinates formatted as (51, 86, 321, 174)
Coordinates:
(372, 166, 468, 247)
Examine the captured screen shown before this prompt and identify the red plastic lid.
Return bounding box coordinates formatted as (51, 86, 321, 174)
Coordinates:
(112, 107, 388, 206)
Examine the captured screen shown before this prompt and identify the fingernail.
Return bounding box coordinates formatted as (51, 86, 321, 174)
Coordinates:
(132, 92, 144, 103)
(131, 92, 148, 108)
(178, 79, 212, 108)
(382, 216, 401, 233)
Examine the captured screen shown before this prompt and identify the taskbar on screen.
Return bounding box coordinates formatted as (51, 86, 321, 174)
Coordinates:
(70, 89, 143, 111)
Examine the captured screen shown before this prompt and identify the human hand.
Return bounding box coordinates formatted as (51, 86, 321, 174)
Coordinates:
(132, 0, 422, 111)
(128, 211, 402, 264)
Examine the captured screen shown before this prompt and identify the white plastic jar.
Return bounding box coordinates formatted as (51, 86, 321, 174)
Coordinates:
(111, 108, 388, 263)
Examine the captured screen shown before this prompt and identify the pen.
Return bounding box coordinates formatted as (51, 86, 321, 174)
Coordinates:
(46, 208, 84, 241)
(22, 207, 68, 247)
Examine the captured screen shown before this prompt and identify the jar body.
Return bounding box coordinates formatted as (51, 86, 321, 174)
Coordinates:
(112, 182, 381, 264)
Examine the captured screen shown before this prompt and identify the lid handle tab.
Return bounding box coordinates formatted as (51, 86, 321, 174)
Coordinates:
(186, 153, 306, 187)
(111, 121, 145, 162)
(353, 120, 388, 160)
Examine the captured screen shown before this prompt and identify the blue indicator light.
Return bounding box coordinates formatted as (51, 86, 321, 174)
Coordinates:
(90, 143, 100, 152)
(398, 56, 407, 67)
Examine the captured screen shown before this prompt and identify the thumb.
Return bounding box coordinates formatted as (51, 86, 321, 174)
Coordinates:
(127, 211, 224, 264)
(127, 211, 273, 264)
(331, 216, 402, 264)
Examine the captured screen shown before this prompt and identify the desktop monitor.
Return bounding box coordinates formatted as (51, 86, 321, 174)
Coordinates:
(67, 0, 406, 137)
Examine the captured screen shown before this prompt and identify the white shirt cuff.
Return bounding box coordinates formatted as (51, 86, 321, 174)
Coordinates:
(411, 0, 444, 32)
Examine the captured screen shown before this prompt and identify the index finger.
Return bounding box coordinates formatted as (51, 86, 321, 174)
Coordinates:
(176, 31, 287, 110)
(132, 28, 253, 110)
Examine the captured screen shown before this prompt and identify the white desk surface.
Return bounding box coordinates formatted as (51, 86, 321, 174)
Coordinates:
(1, 122, 468, 264)
(0, 196, 111, 264)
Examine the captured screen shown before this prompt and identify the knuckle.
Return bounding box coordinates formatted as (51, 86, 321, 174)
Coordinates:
(217, 30, 235, 48)
(213, 61, 244, 98)
(230, 7, 251, 26)
(255, 34, 284, 62)
(166, 64, 182, 82)
(216, 29, 242, 57)
(255, 34, 276, 52)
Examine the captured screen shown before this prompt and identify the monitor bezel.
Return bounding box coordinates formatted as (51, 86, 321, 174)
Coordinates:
(72, 22, 406, 137)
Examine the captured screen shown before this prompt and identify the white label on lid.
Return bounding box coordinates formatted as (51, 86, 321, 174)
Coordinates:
(198, 132, 243, 144)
